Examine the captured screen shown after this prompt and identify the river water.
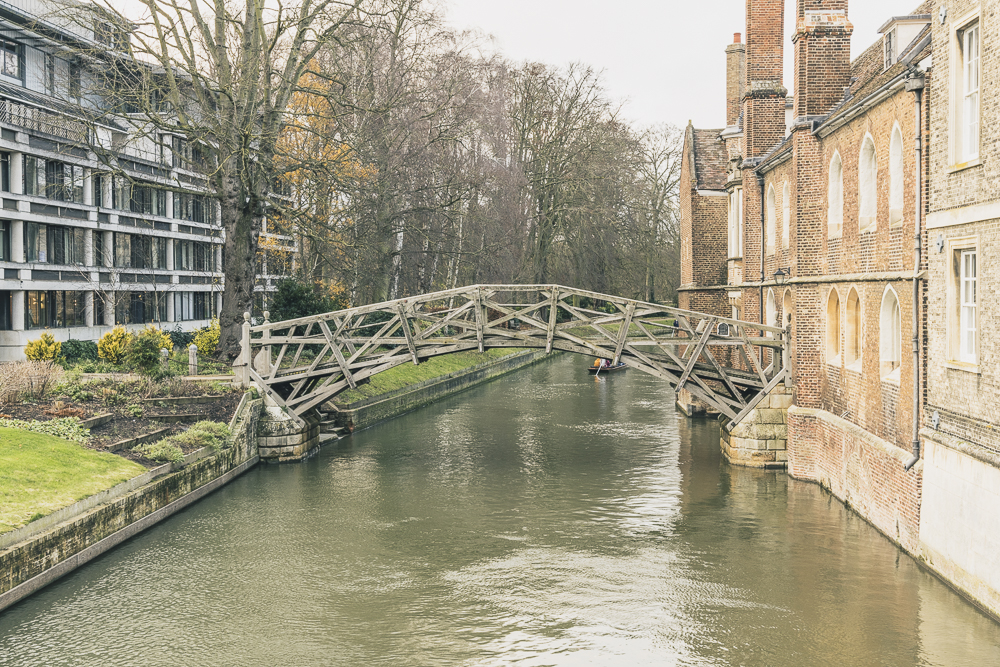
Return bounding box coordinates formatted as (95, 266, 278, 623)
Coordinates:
(2, 355, 1000, 666)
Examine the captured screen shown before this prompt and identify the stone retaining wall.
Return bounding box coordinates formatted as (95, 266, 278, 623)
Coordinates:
(333, 350, 551, 431)
(720, 386, 793, 468)
(0, 397, 262, 613)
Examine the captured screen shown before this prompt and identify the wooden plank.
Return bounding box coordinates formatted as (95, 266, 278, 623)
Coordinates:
(474, 288, 485, 352)
(546, 289, 560, 353)
(318, 319, 357, 389)
(612, 302, 636, 364)
(725, 372, 787, 431)
(676, 318, 715, 391)
(396, 303, 420, 364)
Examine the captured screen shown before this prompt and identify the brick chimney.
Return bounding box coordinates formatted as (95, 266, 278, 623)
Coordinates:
(743, 0, 787, 159)
(726, 33, 745, 127)
(793, 0, 853, 118)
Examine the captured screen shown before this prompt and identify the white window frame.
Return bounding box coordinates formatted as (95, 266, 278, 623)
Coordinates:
(859, 134, 878, 232)
(880, 286, 901, 382)
(728, 187, 743, 259)
(959, 249, 977, 363)
(782, 181, 790, 249)
(889, 124, 904, 226)
(947, 236, 979, 368)
(828, 152, 843, 239)
(766, 184, 776, 255)
(950, 12, 982, 167)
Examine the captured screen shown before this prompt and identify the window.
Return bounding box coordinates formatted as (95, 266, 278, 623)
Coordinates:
(728, 187, 743, 258)
(859, 135, 877, 231)
(69, 60, 81, 101)
(845, 288, 862, 368)
(766, 184, 776, 254)
(174, 240, 213, 271)
(782, 289, 792, 329)
(0, 152, 8, 192)
(961, 22, 980, 162)
(0, 291, 11, 330)
(23, 157, 85, 203)
(782, 181, 790, 249)
(765, 288, 777, 334)
(0, 39, 21, 79)
(173, 192, 214, 224)
(884, 29, 895, 69)
(25, 223, 85, 265)
(826, 289, 841, 363)
(880, 287, 901, 380)
(44, 53, 55, 95)
(25, 291, 86, 329)
(0, 221, 9, 261)
(959, 249, 976, 363)
(115, 291, 167, 325)
(828, 152, 843, 238)
(889, 125, 904, 225)
(174, 291, 210, 321)
(115, 234, 167, 270)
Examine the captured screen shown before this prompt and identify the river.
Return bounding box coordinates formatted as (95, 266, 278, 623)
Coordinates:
(2, 354, 999, 665)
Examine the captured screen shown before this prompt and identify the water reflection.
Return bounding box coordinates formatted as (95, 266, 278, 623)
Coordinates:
(1, 355, 998, 666)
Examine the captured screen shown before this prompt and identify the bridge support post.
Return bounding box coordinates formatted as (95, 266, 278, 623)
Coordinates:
(257, 395, 321, 463)
(720, 386, 793, 469)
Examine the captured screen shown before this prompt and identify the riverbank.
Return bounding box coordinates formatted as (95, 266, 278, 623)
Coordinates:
(330, 349, 551, 431)
(0, 349, 554, 612)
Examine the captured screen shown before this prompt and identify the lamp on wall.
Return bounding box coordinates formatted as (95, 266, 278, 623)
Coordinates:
(773, 267, 791, 285)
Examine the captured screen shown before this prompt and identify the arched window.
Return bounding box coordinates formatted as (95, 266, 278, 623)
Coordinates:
(782, 289, 793, 329)
(889, 125, 904, 225)
(846, 288, 862, 367)
(859, 135, 878, 231)
(782, 181, 790, 249)
(827, 289, 841, 363)
(880, 287, 901, 380)
(765, 288, 777, 335)
(766, 184, 776, 254)
(828, 152, 843, 238)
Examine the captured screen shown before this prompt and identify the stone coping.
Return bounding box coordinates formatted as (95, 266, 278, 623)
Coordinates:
(790, 405, 921, 470)
(920, 427, 1000, 469)
(332, 350, 538, 410)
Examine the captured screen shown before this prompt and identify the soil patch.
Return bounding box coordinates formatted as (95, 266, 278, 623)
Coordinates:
(2, 381, 242, 468)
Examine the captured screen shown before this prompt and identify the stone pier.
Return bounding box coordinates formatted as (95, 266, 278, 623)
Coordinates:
(720, 386, 793, 468)
(257, 396, 320, 463)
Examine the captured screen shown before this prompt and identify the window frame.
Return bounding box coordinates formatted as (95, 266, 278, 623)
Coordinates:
(859, 134, 878, 232)
(947, 236, 979, 369)
(880, 286, 901, 381)
(950, 12, 982, 167)
(766, 184, 776, 255)
(828, 151, 843, 239)
(826, 288, 841, 365)
(0, 38, 22, 81)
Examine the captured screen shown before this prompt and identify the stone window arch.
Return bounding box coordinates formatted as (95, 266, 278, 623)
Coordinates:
(846, 287, 862, 369)
(828, 151, 843, 238)
(889, 124, 904, 226)
(782, 181, 790, 249)
(766, 184, 776, 254)
(880, 286, 901, 380)
(826, 288, 841, 363)
(859, 134, 878, 232)
(765, 288, 777, 335)
(782, 289, 793, 329)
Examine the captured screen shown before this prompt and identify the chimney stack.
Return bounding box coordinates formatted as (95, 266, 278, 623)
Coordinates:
(726, 33, 746, 127)
(793, 0, 853, 118)
(743, 0, 788, 158)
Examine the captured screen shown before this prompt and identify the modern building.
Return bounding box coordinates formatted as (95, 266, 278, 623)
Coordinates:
(0, 0, 294, 360)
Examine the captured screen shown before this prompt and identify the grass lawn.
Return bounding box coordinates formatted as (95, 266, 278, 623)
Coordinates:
(0, 427, 146, 535)
(334, 348, 516, 404)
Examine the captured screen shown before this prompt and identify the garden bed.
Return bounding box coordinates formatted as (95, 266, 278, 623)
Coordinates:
(1, 376, 242, 468)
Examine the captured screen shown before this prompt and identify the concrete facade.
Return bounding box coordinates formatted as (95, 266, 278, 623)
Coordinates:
(0, 0, 295, 360)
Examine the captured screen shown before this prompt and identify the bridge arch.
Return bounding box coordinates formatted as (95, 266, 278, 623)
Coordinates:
(237, 285, 787, 430)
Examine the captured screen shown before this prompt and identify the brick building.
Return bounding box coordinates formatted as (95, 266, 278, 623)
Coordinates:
(679, 0, 935, 579)
(680, 0, 1000, 618)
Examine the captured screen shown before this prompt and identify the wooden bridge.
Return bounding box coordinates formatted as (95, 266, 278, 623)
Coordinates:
(235, 284, 788, 431)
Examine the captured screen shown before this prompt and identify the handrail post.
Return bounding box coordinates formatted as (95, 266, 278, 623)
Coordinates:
(263, 311, 272, 371)
(233, 311, 251, 388)
(783, 326, 792, 388)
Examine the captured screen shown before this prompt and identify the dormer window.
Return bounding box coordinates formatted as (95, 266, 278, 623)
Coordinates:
(884, 29, 895, 69)
(0, 39, 21, 80)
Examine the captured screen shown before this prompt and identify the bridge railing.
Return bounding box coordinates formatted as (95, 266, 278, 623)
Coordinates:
(236, 284, 787, 429)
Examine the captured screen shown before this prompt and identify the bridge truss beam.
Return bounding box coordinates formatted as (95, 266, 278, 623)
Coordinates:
(239, 285, 788, 430)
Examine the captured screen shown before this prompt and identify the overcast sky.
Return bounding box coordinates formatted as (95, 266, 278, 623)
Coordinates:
(441, 0, 923, 130)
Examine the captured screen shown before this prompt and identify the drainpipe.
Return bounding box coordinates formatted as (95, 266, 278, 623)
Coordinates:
(904, 72, 925, 472)
(757, 170, 766, 324)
